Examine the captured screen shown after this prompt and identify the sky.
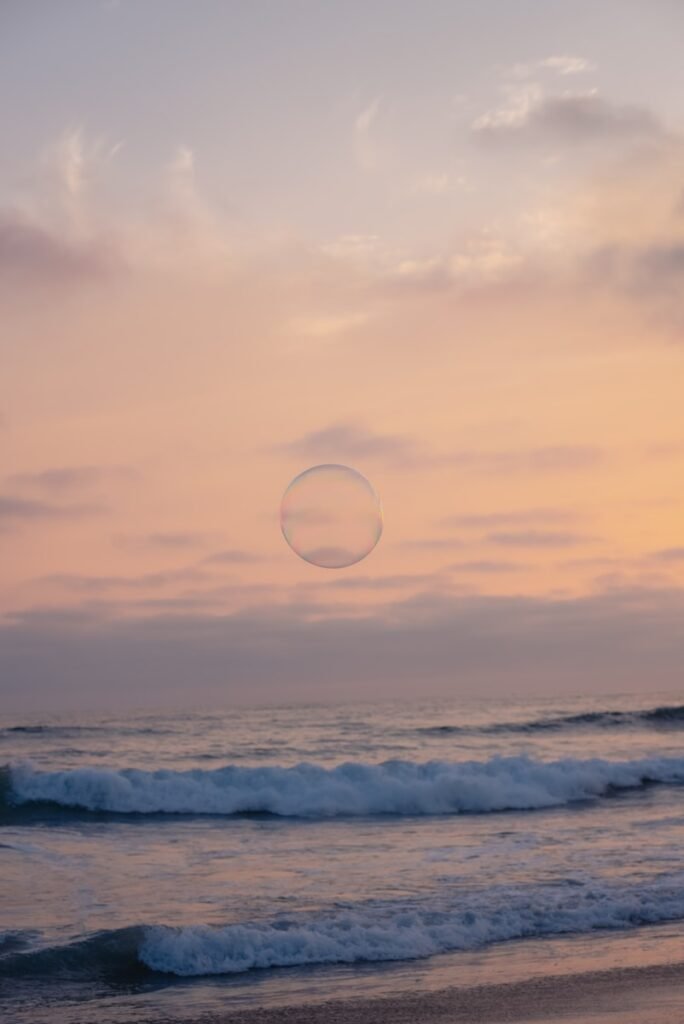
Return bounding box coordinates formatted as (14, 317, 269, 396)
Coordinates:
(1, 0, 684, 711)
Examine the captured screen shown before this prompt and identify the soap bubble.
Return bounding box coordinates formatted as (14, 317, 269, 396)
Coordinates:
(280, 464, 383, 569)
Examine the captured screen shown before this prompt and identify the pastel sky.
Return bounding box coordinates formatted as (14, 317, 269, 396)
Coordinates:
(2, 0, 684, 710)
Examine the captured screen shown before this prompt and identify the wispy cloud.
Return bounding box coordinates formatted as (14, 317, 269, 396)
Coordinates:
(446, 446, 604, 474)
(540, 56, 596, 76)
(592, 242, 684, 294)
(380, 234, 524, 292)
(327, 572, 445, 591)
(400, 537, 464, 551)
(585, 239, 684, 338)
(511, 56, 596, 79)
(275, 431, 605, 475)
(408, 173, 467, 196)
(442, 508, 578, 529)
(563, 137, 684, 335)
(651, 547, 684, 562)
(354, 97, 382, 170)
(7, 464, 135, 494)
(167, 145, 199, 214)
(473, 90, 662, 145)
(39, 566, 210, 593)
(448, 559, 529, 573)
(290, 312, 370, 339)
(161, 143, 227, 253)
(113, 531, 215, 551)
(0, 495, 104, 527)
(57, 127, 87, 200)
(202, 549, 263, 565)
(275, 421, 420, 465)
(645, 442, 684, 460)
(52, 126, 122, 202)
(0, 213, 118, 287)
(485, 529, 597, 548)
(2, 128, 228, 289)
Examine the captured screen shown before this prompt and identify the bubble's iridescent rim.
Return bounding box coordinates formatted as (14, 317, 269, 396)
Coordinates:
(280, 463, 384, 569)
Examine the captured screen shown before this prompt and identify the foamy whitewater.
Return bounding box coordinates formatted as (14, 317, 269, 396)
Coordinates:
(2, 694, 684, 1021)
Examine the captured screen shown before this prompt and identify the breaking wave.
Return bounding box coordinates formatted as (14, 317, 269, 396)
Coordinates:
(3, 875, 684, 981)
(3, 753, 684, 820)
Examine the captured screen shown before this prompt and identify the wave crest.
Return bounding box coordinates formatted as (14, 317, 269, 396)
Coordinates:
(4, 875, 684, 981)
(4, 754, 684, 819)
(140, 876, 684, 975)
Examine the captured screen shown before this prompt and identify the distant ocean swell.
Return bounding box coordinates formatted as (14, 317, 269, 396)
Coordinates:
(3, 876, 684, 981)
(3, 704, 683, 745)
(0, 724, 174, 739)
(3, 754, 684, 819)
(416, 703, 684, 736)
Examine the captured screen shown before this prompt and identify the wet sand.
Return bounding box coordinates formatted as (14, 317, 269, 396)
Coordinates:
(208, 960, 684, 1024)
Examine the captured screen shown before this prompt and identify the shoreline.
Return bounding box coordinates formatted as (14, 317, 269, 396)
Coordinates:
(209, 959, 684, 1024)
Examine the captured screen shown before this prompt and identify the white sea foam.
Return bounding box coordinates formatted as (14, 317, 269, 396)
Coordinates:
(139, 875, 684, 975)
(7, 754, 684, 817)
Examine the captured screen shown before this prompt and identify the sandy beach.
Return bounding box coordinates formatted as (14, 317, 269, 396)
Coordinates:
(211, 961, 684, 1024)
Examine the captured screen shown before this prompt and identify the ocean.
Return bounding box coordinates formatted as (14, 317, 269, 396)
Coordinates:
(2, 692, 684, 1023)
